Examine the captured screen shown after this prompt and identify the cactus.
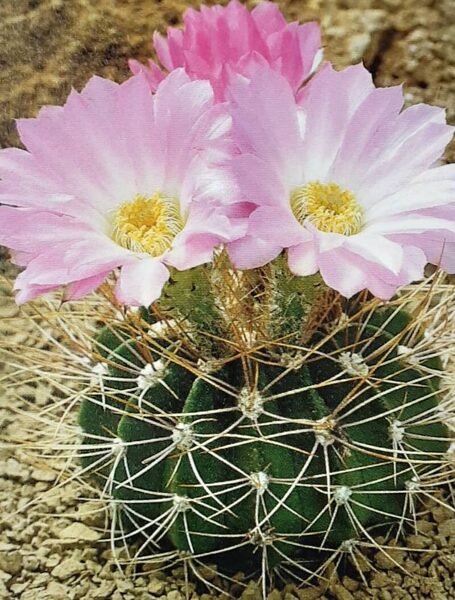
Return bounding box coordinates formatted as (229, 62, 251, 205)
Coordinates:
(78, 261, 452, 586)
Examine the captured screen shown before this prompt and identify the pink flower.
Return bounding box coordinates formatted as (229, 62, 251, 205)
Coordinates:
(0, 69, 244, 306)
(228, 64, 455, 299)
(129, 0, 322, 100)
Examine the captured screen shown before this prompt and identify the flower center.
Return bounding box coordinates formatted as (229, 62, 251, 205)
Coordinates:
(111, 193, 184, 256)
(290, 181, 363, 235)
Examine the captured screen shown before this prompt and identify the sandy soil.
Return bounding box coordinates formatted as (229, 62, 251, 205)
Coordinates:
(0, 1, 454, 599)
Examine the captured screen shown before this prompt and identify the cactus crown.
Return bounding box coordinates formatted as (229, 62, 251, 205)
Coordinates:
(75, 257, 453, 591)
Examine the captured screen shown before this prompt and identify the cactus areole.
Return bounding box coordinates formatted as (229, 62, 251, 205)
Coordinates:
(78, 264, 450, 578)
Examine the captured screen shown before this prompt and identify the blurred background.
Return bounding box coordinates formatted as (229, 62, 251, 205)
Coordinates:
(0, 0, 454, 161)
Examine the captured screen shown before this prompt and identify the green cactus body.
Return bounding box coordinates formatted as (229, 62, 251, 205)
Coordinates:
(79, 295, 449, 576)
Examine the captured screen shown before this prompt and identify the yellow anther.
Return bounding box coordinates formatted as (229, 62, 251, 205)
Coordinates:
(290, 181, 363, 236)
(111, 193, 184, 257)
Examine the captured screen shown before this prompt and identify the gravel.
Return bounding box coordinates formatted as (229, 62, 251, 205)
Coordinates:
(1, 0, 454, 598)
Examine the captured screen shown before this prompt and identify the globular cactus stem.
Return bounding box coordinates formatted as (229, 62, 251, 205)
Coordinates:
(78, 260, 453, 591)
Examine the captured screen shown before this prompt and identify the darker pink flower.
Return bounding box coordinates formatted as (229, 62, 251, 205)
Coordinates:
(0, 70, 244, 306)
(129, 0, 322, 100)
(228, 63, 455, 299)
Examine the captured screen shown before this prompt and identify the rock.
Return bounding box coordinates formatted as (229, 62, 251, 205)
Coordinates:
(374, 548, 407, 569)
(296, 588, 324, 600)
(47, 581, 70, 598)
(76, 501, 105, 527)
(438, 519, 455, 537)
(240, 580, 262, 600)
(30, 468, 56, 482)
(407, 534, 430, 549)
(10, 582, 29, 595)
(267, 590, 282, 600)
(58, 522, 101, 542)
(92, 581, 116, 599)
(341, 577, 359, 593)
(51, 558, 84, 580)
(432, 506, 453, 523)
(370, 572, 390, 588)
(0, 543, 16, 552)
(332, 585, 354, 600)
(348, 33, 372, 61)
(4, 458, 29, 482)
(167, 591, 184, 600)
(0, 551, 22, 575)
(147, 578, 166, 595)
(21, 590, 45, 600)
(416, 519, 434, 534)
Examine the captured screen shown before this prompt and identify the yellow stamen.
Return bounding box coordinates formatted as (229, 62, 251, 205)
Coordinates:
(111, 193, 184, 256)
(290, 181, 363, 236)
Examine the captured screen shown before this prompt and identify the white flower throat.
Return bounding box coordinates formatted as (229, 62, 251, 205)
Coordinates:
(111, 193, 184, 256)
(291, 181, 364, 236)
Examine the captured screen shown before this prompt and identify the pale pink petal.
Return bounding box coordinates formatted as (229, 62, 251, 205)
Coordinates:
(166, 201, 249, 270)
(267, 21, 321, 91)
(115, 259, 170, 307)
(357, 107, 454, 205)
(228, 235, 282, 270)
(64, 272, 110, 301)
(251, 2, 287, 35)
(366, 184, 455, 222)
(328, 85, 404, 191)
(287, 241, 318, 276)
(229, 154, 288, 207)
(318, 245, 427, 300)
(341, 233, 404, 276)
(297, 63, 374, 181)
(412, 162, 455, 184)
(410, 234, 455, 273)
(245, 206, 308, 247)
(318, 250, 369, 298)
(153, 29, 185, 71)
(15, 283, 62, 305)
(228, 66, 305, 187)
(0, 207, 93, 251)
(17, 80, 134, 212)
(128, 59, 165, 91)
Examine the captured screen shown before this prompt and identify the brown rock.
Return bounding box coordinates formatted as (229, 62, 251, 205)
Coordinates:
(296, 588, 324, 600)
(92, 581, 116, 599)
(432, 506, 453, 523)
(0, 551, 22, 575)
(47, 581, 70, 599)
(147, 579, 166, 595)
(438, 519, 455, 537)
(374, 548, 407, 569)
(406, 534, 430, 549)
(240, 581, 262, 600)
(58, 522, 101, 542)
(332, 585, 354, 600)
(370, 572, 390, 588)
(51, 558, 84, 580)
(30, 468, 56, 483)
(341, 577, 359, 593)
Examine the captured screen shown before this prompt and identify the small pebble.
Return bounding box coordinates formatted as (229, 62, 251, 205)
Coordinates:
(51, 558, 84, 580)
